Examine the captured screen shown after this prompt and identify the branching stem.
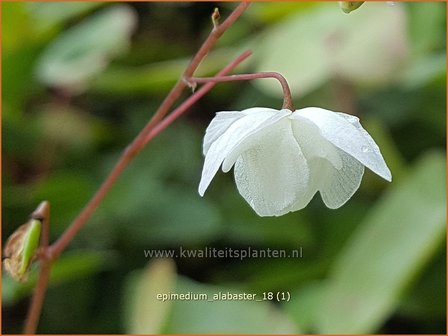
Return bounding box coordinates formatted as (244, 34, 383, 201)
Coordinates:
(22, 3, 251, 333)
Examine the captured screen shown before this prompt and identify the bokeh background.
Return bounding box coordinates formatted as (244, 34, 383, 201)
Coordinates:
(2, 2, 446, 334)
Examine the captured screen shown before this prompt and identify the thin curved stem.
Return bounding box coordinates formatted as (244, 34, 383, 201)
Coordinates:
(133, 2, 251, 147)
(143, 51, 253, 145)
(48, 2, 250, 260)
(47, 154, 131, 259)
(187, 72, 295, 110)
(24, 202, 51, 334)
(23, 262, 52, 334)
(23, 4, 250, 333)
(48, 51, 252, 261)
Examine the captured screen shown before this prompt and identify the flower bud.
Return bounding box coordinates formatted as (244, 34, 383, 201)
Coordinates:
(4, 219, 42, 282)
(339, 1, 365, 14)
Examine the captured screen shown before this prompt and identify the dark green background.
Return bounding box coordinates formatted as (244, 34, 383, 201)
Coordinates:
(2, 2, 446, 333)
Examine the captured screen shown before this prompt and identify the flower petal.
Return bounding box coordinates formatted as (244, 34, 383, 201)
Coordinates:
(318, 148, 365, 209)
(222, 108, 293, 172)
(293, 107, 392, 181)
(199, 108, 288, 196)
(289, 115, 342, 170)
(233, 119, 310, 216)
(203, 112, 244, 156)
(279, 160, 321, 213)
(202, 107, 278, 155)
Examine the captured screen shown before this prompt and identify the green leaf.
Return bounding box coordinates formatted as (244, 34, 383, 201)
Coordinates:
(316, 151, 446, 333)
(124, 259, 298, 333)
(401, 53, 446, 89)
(3, 250, 114, 305)
(32, 173, 96, 233)
(124, 259, 177, 334)
(247, 2, 320, 23)
(90, 49, 239, 96)
(165, 277, 298, 333)
(284, 282, 326, 333)
(97, 124, 223, 246)
(35, 5, 137, 92)
(2, 2, 33, 50)
(2, 3, 43, 114)
(36, 103, 105, 151)
(221, 185, 312, 247)
(104, 181, 223, 246)
(26, 2, 105, 35)
(398, 247, 446, 321)
(407, 2, 446, 59)
(254, 3, 408, 97)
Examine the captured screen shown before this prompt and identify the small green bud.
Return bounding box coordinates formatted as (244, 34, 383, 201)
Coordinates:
(4, 219, 41, 282)
(339, 1, 365, 14)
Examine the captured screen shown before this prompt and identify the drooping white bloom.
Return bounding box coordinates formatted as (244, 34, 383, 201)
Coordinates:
(199, 107, 392, 217)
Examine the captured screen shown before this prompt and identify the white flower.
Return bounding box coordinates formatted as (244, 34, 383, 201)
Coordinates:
(199, 107, 392, 217)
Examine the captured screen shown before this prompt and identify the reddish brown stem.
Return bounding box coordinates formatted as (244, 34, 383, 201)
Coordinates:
(22, 4, 251, 333)
(187, 72, 295, 111)
(48, 2, 250, 261)
(130, 2, 250, 147)
(23, 262, 52, 334)
(24, 202, 51, 334)
(143, 51, 253, 145)
(49, 51, 252, 260)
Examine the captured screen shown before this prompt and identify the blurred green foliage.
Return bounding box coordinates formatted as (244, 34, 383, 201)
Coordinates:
(2, 2, 446, 334)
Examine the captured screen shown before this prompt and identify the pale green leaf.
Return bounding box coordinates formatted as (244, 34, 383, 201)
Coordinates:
(35, 5, 137, 91)
(3, 250, 114, 305)
(247, 2, 320, 23)
(124, 259, 177, 334)
(254, 3, 408, 97)
(165, 277, 298, 333)
(284, 282, 326, 332)
(316, 151, 446, 333)
(90, 48, 240, 95)
(407, 2, 446, 58)
(401, 53, 446, 89)
(26, 2, 105, 35)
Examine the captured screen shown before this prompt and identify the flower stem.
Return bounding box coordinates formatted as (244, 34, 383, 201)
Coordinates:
(47, 52, 252, 260)
(143, 51, 253, 145)
(23, 262, 52, 334)
(133, 2, 251, 146)
(187, 72, 295, 110)
(48, 2, 250, 261)
(23, 4, 251, 332)
(24, 202, 51, 334)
